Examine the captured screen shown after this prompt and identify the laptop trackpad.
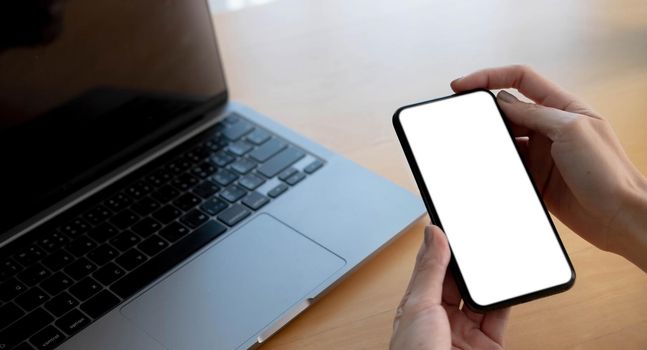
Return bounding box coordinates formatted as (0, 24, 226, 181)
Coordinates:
(120, 214, 345, 350)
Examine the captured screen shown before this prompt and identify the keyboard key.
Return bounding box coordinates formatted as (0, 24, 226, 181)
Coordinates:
(230, 158, 257, 174)
(226, 140, 253, 156)
(217, 204, 251, 226)
(93, 262, 125, 285)
(110, 231, 141, 252)
(1, 258, 22, 279)
(191, 162, 216, 179)
(44, 292, 78, 317)
(257, 146, 305, 178)
(246, 128, 271, 145)
(285, 171, 306, 185)
(87, 244, 118, 266)
(199, 197, 229, 216)
(159, 223, 190, 243)
(69, 278, 101, 301)
(82, 205, 112, 226)
(64, 258, 96, 280)
(174, 193, 202, 211)
(223, 114, 240, 124)
(111, 220, 227, 299)
(152, 184, 180, 203)
(0, 278, 26, 301)
(125, 181, 153, 200)
(303, 159, 324, 174)
(180, 210, 209, 229)
(278, 167, 298, 181)
(210, 150, 234, 167)
(66, 236, 96, 257)
(167, 158, 193, 175)
(56, 309, 90, 336)
(147, 168, 173, 187)
(104, 192, 133, 212)
(116, 249, 147, 271)
(38, 232, 69, 253)
(88, 223, 119, 242)
(41, 272, 73, 295)
(30, 325, 65, 350)
(110, 209, 140, 229)
(0, 308, 53, 350)
(267, 183, 289, 198)
(238, 173, 265, 190)
(241, 192, 270, 211)
(80, 290, 119, 319)
(138, 236, 169, 256)
(0, 302, 24, 329)
(152, 205, 182, 224)
(220, 185, 247, 203)
(171, 173, 199, 191)
(18, 263, 50, 286)
(131, 217, 162, 238)
(210, 168, 238, 187)
(14, 342, 37, 350)
(16, 287, 49, 311)
(41, 250, 73, 271)
(205, 139, 223, 152)
(221, 120, 254, 140)
(184, 145, 211, 163)
(249, 138, 286, 163)
(59, 219, 91, 238)
(192, 181, 220, 199)
(131, 196, 161, 216)
(15, 246, 46, 267)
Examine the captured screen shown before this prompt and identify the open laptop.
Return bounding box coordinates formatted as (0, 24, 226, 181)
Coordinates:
(0, 1, 424, 349)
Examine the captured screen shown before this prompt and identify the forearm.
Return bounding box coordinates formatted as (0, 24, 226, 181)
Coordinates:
(613, 181, 647, 272)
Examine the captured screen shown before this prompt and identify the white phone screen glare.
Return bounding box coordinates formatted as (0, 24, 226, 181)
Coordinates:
(399, 91, 572, 306)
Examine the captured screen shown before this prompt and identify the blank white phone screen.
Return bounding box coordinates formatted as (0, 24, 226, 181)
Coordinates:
(399, 91, 572, 306)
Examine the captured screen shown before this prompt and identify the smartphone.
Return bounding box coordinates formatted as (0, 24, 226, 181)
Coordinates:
(393, 89, 575, 311)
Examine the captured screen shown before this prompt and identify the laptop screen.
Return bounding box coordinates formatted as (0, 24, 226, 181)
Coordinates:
(0, 0, 227, 234)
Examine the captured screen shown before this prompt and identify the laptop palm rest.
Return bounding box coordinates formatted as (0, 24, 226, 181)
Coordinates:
(120, 214, 345, 350)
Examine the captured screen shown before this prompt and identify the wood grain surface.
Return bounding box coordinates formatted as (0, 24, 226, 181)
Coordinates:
(212, 0, 647, 348)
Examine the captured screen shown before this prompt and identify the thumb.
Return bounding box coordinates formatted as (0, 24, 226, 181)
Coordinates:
(406, 225, 451, 308)
(497, 90, 578, 141)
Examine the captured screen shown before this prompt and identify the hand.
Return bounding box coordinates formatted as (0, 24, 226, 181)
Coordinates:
(451, 65, 647, 271)
(390, 225, 510, 350)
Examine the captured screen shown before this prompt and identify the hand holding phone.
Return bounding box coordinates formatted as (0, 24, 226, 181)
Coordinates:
(393, 89, 575, 311)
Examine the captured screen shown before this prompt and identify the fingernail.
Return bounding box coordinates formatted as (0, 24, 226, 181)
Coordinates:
(451, 77, 463, 85)
(424, 225, 433, 248)
(497, 90, 517, 103)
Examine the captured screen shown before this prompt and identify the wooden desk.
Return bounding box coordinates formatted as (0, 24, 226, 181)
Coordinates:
(212, 0, 647, 348)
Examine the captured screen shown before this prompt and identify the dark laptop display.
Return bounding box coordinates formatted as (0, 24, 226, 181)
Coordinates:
(0, 0, 227, 234)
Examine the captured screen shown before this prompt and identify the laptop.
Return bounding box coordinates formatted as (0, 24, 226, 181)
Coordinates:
(0, 1, 424, 349)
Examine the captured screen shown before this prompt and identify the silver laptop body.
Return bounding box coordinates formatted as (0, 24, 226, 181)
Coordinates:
(0, 1, 423, 349)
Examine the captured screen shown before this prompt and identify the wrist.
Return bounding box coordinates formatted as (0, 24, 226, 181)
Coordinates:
(612, 179, 647, 271)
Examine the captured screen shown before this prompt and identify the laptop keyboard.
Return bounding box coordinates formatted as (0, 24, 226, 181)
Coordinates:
(0, 113, 324, 350)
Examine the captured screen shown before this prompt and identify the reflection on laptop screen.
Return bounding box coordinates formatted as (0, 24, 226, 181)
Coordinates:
(0, 0, 227, 233)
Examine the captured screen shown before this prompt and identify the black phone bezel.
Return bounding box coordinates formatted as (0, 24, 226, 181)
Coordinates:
(392, 88, 576, 312)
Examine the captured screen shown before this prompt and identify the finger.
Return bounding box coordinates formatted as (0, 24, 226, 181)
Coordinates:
(462, 306, 485, 325)
(394, 233, 429, 330)
(497, 90, 579, 141)
(406, 225, 451, 307)
(526, 133, 555, 196)
(450, 65, 590, 113)
(515, 137, 530, 165)
(509, 122, 530, 137)
(481, 307, 511, 343)
(441, 268, 461, 308)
